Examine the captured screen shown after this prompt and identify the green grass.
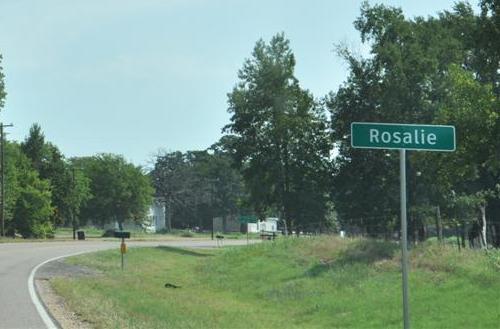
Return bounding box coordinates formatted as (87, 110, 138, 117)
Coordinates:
(52, 237, 500, 329)
(53, 227, 256, 241)
(55, 226, 106, 239)
(0, 226, 255, 242)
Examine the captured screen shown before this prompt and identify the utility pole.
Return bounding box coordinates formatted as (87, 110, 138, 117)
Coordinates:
(72, 167, 75, 239)
(71, 167, 78, 240)
(0, 123, 13, 237)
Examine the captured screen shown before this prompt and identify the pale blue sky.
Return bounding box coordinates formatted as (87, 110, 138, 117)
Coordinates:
(0, 0, 470, 166)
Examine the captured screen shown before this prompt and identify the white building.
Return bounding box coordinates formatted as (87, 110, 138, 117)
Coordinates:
(247, 217, 279, 233)
(143, 198, 166, 232)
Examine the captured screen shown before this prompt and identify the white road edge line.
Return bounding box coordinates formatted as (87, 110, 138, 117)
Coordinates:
(28, 251, 89, 329)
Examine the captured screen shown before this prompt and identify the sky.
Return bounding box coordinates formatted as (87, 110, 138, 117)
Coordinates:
(0, 0, 472, 166)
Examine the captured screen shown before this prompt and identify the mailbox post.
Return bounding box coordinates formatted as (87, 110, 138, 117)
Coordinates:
(114, 231, 130, 270)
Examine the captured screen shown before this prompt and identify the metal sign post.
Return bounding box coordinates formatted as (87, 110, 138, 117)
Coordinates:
(114, 231, 130, 271)
(351, 122, 456, 329)
(120, 237, 127, 270)
(400, 149, 410, 329)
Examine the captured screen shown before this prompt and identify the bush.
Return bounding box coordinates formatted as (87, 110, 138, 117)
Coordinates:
(32, 221, 55, 239)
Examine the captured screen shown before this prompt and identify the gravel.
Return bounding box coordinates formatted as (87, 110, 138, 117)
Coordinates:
(35, 259, 101, 329)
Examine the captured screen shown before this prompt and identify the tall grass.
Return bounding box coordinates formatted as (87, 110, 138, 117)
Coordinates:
(53, 237, 500, 328)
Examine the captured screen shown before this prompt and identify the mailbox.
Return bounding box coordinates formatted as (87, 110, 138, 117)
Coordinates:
(114, 231, 131, 239)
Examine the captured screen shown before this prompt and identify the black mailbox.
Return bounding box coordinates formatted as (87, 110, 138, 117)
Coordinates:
(114, 231, 131, 239)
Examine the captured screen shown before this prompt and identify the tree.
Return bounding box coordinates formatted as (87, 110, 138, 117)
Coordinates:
(3, 141, 54, 238)
(77, 154, 153, 229)
(20, 124, 91, 228)
(473, 0, 500, 96)
(151, 147, 244, 231)
(13, 170, 53, 238)
(4, 142, 25, 229)
(224, 33, 332, 231)
(191, 146, 245, 232)
(430, 66, 499, 248)
(151, 151, 189, 231)
(67, 161, 91, 229)
(329, 2, 474, 237)
(21, 123, 46, 172)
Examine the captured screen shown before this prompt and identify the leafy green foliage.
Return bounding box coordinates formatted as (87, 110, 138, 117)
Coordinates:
(225, 33, 332, 230)
(19, 124, 91, 229)
(1, 141, 54, 237)
(12, 168, 53, 238)
(21, 123, 46, 172)
(53, 239, 500, 328)
(77, 154, 153, 227)
(329, 2, 500, 245)
(152, 147, 244, 230)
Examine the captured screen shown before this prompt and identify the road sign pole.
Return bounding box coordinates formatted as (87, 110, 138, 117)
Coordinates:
(121, 237, 125, 271)
(351, 122, 456, 329)
(400, 149, 410, 329)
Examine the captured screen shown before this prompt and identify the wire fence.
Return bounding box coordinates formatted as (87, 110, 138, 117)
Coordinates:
(269, 217, 500, 249)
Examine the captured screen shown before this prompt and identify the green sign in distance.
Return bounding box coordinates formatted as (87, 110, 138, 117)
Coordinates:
(351, 122, 455, 151)
(239, 215, 257, 224)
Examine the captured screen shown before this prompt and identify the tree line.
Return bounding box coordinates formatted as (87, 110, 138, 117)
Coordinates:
(152, 1, 500, 248)
(0, 122, 152, 238)
(2, 1, 500, 247)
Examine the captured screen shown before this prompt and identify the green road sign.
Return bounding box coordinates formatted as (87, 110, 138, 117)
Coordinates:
(239, 215, 257, 224)
(351, 122, 455, 151)
(114, 231, 131, 239)
(352, 121, 456, 329)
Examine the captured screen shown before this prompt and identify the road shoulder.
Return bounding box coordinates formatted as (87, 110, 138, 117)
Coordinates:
(35, 259, 100, 329)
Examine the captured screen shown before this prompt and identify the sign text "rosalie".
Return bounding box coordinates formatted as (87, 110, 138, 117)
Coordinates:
(351, 122, 455, 151)
(369, 128, 436, 146)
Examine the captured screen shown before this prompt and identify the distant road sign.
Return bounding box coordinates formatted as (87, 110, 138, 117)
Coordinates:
(351, 122, 455, 151)
(114, 231, 130, 239)
(239, 215, 257, 224)
(352, 121, 456, 329)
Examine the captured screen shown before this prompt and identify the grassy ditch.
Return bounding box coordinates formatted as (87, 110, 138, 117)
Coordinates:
(52, 237, 500, 329)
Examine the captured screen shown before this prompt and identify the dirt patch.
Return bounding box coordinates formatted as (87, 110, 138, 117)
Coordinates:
(35, 259, 101, 329)
(36, 279, 93, 329)
(36, 259, 101, 279)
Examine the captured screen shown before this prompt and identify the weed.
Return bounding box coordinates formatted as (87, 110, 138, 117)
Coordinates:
(54, 237, 500, 329)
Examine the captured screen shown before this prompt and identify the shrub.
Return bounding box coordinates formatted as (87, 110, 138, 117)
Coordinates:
(32, 221, 55, 239)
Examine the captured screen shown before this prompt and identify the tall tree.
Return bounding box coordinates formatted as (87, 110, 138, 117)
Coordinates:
(430, 66, 500, 248)
(20, 125, 90, 227)
(329, 2, 473, 237)
(77, 154, 153, 229)
(3, 142, 54, 238)
(473, 0, 500, 95)
(21, 123, 46, 172)
(13, 169, 53, 238)
(151, 147, 244, 231)
(152, 151, 189, 230)
(225, 33, 332, 231)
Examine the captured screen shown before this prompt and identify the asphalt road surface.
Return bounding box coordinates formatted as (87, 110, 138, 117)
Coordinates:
(0, 238, 250, 329)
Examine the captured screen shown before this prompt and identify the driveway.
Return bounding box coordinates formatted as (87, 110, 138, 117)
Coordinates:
(0, 238, 251, 329)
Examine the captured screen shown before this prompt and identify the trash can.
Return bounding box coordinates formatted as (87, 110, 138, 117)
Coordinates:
(77, 230, 85, 240)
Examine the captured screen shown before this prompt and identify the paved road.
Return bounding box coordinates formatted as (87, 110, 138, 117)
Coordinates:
(0, 239, 250, 329)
